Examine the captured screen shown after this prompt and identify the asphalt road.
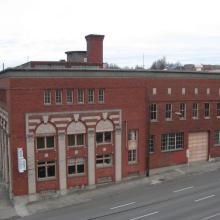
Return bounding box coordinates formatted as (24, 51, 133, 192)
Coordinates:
(21, 168, 220, 220)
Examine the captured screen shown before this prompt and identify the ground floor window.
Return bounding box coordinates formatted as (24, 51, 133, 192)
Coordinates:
(68, 158, 85, 176)
(128, 149, 137, 164)
(215, 130, 220, 145)
(149, 135, 155, 153)
(37, 161, 56, 180)
(96, 154, 112, 168)
(161, 132, 184, 151)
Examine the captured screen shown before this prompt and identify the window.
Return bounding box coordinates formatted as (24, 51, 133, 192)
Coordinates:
(204, 103, 210, 118)
(67, 134, 84, 147)
(98, 89, 105, 103)
(182, 88, 186, 95)
(44, 90, 51, 105)
(217, 103, 220, 117)
(55, 89, 62, 104)
(152, 88, 157, 95)
(128, 149, 137, 163)
(168, 88, 172, 95)
(150, 104, 157, 121)
(165, 104, 172, 120)
(179, 103, 186, 119)
(192, 103, 199, 119)
(36, 136, 55, 149)
(149, 135, 154, 153)
(161, 132, 184, 151)
(37, 161, 56, 179)
(68, 158, 85, 176)
(215, 130, 220, 145)
(195, 88, 198, 95)
(128, 130, 138, 141)
(96, 154, 112, 167)
(78, 89, 84, 104)
(96, 132, 112, 144)
(207, 88, 210, 95)
(88, 89, 95, 103)
(66, 89, 73, 104)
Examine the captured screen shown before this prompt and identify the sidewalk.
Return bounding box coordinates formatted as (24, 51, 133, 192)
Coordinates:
(1, 159, 220, 219)
(0, 175, 17, 220)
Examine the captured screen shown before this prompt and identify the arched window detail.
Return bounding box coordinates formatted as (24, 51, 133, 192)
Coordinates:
(66, 121, 86, 147)
(96, 120, 113, 145)
(35, 123, 56, 150)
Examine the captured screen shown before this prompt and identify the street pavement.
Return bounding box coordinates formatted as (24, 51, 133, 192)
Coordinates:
(1, 159, 220, 220)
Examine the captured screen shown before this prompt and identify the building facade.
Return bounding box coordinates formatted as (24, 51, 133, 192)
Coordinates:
(1, 35, 220, 202)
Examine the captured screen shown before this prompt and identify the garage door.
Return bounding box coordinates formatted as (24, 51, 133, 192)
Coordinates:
(188, 132, 208, 162)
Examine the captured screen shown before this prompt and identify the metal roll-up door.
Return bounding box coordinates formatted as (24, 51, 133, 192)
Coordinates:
(188, 132, 208, 162)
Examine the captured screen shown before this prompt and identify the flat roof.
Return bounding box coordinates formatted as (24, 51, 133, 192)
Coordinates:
(1, 68, 220, 80)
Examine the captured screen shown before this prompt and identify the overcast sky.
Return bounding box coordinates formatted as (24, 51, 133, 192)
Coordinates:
(1, 0, 220, 69)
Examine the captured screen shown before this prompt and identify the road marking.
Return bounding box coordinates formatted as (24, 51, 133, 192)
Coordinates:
(173, 186, 194, 193)
(195, 194, 215, 202)
(129, 211, 159, 220)
(110, 202, 136, 210)
(175, 168, 185, 174)
(202, 213, 220, 220)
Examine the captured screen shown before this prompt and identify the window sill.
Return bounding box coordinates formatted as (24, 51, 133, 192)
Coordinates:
(204, 117, 210, 120)
(96, 165, 113, 169)
(179, 118, 186, 120)
(165, 118, 172, 121)
(96, 142, 112, 146)
(150, 120, 158, 123)
(128, 162, 138, 165)
(44, 103, 51, 106)
(68, 174, 85, 178)
(192, 117, 199, 120)
(68, 145, 86, 148)
(161, 148, 184, 153)
(37, 177, 56, 182)
(36, 148, 55, 151)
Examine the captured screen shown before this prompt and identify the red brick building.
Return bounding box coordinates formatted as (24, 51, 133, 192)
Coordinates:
(1, 34, 220, 202)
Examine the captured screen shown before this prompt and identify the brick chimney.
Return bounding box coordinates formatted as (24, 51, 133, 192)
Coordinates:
(85, 34, 104, 66)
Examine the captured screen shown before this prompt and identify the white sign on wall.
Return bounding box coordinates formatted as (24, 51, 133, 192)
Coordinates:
(17, 148, 26, 173)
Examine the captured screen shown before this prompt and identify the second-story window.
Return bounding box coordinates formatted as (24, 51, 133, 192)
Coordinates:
(150, 104, 157, 121)
(44, 90, 51, 105)
(36, 136, 55, 150)
(88, 89, 94, 103)
(179, 103, 186, 119)
(204, 103, 210, 118)
(55, 89, 62, 104)
(78, 89, 84, 104)
(217, 103, 220, 117)
(66, 89, 73, 104)
(192, 103, 199, 119)
(165, 104, 172, 120)
(98, 88, 105, 103)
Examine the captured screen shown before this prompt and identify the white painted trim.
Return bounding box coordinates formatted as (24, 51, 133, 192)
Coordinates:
(81, 116, 101, 121)
(86, 122, 97, 126)
(51, 118, 72, 123)
(29, 119, 41, 123)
